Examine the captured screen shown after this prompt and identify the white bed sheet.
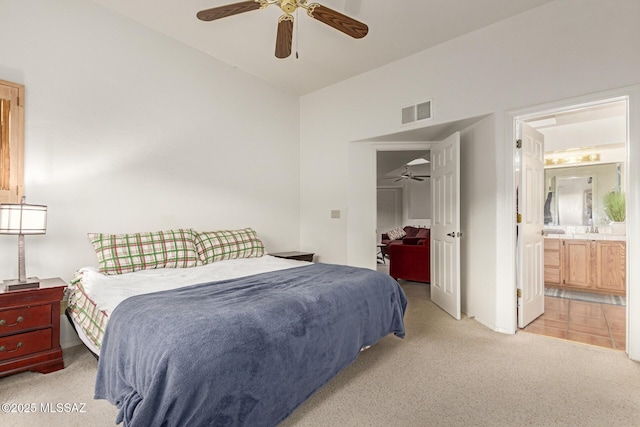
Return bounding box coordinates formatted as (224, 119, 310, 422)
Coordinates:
(77, 255, 311, 318)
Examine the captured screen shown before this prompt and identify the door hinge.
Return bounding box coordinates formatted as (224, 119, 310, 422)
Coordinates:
(516, 213, 522, 223)
(517, 289, 522, 298)
(516, 139, 522, 149)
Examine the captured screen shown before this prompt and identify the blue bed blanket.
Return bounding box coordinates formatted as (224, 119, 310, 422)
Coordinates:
(94, 263, 407, 426)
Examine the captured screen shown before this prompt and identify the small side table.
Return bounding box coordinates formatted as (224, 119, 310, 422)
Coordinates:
(0, 277, 67, 377)
(270, 251, 315, 262)
(377, 243, 387, 264)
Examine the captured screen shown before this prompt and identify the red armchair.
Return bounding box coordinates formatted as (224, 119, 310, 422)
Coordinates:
(388, 238, 431, 283)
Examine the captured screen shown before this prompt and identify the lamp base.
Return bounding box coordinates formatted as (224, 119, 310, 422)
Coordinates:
(4, 277, 41, 291)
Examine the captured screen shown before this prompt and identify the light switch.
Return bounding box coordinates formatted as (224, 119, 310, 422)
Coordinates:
(331, 210, 341, 219)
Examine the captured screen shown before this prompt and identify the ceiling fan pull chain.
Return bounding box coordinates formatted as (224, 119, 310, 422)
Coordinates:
(296, 7, 299, 59)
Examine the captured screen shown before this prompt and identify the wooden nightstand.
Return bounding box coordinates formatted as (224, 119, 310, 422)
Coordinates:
(0, 278, 67, 377)
(270, 251, 315, 262)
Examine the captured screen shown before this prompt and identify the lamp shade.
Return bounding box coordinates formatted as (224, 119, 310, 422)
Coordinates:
(0, 203, 47, 235)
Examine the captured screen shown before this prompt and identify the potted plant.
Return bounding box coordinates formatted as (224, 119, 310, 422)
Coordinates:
(604, 191, 626, 234)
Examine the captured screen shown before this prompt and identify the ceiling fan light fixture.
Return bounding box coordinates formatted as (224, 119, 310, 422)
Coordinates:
(280, 0, 297, 14)
(406, 158, 429, 166)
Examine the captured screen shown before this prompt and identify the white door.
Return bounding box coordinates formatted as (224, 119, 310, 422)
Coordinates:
(430, 132, 461, 320)
(517, 124, 545, 328)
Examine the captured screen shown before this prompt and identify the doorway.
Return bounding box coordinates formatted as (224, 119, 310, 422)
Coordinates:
(515, 97, 628, 350)
(376, 149, 432, 265)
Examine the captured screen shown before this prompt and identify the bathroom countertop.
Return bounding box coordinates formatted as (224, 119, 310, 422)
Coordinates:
(544, 233, 626, 241)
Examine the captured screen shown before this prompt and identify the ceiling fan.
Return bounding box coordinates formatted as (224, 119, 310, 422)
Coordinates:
(196, 0, 369, 59)
(384, 166, 430, 182)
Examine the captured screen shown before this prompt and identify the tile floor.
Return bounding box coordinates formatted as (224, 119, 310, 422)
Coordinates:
(376, 262, 626, 350)
(523, 295, 626, 351)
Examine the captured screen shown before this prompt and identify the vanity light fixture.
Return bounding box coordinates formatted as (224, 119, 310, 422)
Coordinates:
(544, 153, 600, 167)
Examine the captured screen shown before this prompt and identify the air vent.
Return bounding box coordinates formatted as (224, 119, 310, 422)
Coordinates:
(401, 99, 433, 125)
(401, 105, 416, 125)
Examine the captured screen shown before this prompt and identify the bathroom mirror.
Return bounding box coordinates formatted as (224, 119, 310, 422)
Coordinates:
(544, 162, 621, 226)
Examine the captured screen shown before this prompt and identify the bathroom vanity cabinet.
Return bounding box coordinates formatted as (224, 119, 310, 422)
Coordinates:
(544, 238, 626, 296)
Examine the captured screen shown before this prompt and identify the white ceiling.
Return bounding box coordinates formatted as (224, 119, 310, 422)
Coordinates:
(526, 100, 627, 155)
(91, 0, 555, 95)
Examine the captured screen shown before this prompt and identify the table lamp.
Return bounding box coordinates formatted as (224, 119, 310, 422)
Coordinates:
(0, 197, 47, 291)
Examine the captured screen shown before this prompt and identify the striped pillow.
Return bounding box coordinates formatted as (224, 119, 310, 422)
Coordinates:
(387, 227, 406, 240)
(195, 228, 265, 264)
(88, 229, 199, 275)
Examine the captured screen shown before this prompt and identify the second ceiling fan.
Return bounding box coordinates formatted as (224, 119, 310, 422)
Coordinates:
(197, 0, 369, 59)
(384, 166, 430, 182)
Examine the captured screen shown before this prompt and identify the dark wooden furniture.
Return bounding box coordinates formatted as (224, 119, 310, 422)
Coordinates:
(270, 251, 315, 262)
(388, 238, 430, 283)
(0, 277, 66, 377)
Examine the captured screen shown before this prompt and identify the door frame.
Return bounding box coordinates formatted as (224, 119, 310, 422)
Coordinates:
(347, 141, 432, 270)
(505, 85, 640, 361)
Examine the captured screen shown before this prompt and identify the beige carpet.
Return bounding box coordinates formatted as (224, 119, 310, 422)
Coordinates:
(1, 281, 639, 427)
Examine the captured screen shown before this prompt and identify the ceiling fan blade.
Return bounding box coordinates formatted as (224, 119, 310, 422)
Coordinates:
(275, 14, 294, 59)
(306, 3, 368, 39)
(197, 0, 265, 22)
(412, 177, 425, 182)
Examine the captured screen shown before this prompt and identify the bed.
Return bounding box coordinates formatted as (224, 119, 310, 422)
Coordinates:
(66, 228, 407, 426)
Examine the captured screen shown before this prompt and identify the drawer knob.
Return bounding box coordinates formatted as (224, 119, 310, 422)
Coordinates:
(0, 316, 24, 327)
(0, 342, 23, 353)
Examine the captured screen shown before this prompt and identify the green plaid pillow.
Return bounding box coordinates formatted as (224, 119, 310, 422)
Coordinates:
(88, 229, 199, 275)
(195, 228, 265, 264)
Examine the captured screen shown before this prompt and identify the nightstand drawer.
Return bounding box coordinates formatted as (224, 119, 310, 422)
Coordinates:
(0, 304, 51, 336)
(0, 329, 52, 362)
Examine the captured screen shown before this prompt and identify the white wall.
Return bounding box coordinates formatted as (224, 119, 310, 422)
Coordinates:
(0, 0, 300, 281)
(300, 0, 640, 332)
(459, 115, 496, 321)
(403, 175, 431, 225)
(543, 116, 626, 151)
